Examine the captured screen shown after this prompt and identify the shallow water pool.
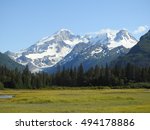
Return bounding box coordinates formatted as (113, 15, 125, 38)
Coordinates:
(0, 95, 13, 99)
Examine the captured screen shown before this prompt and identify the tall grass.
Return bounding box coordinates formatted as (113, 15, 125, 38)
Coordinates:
(0, 89, 150, 112)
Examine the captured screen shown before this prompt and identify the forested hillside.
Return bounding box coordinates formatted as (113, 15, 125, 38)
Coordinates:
(1, 63, 150, 89)
(0, 52, 24, 70)
(114, 30, 150, 67)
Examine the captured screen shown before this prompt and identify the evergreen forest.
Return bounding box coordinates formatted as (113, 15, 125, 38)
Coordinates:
(1, 63, 150, 89)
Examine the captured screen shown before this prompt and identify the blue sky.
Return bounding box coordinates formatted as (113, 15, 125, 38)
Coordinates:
(0, 0, 149, 52)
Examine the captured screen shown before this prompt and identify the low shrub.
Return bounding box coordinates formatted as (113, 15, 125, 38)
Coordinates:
(128, 82, 150, 89)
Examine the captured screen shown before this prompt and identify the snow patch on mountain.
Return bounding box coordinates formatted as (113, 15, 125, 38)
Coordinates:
(91, 29, 137, 49)
(91, 47, 103, 56)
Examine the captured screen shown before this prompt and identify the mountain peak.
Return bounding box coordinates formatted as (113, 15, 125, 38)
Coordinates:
(59, 28, 72, 32)
(114, 29, 137, 46)
(53, 28, 76, 41)
(115, 30, 150, 67)
(115, 29, 130, 39)
(5, 50, 13, 55)
(55, 28, 73, 35)
(91, 29, 137, 49)
(118, 29, 128, 33)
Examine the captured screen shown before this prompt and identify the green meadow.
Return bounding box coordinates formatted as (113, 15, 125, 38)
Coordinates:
(0, 89, 150, 113)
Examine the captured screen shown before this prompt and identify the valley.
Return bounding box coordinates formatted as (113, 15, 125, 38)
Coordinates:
(0, 89, 150, 113)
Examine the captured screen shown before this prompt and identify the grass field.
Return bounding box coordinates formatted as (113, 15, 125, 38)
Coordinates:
(0, 89, 150, 112)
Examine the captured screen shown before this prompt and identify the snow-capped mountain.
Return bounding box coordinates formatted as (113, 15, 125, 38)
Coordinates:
(113, 30, 150, 67)
(6, 29, 138, 73)
(91, 30, 137, 49)
(7, 29, 89, 72)
(45, 29, 138, 73)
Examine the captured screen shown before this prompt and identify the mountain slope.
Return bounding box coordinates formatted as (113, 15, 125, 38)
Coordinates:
(7, 29, 89, 72)
(6, 29, 137, 72)
(0, 52, 24, 70)
(113, 30, 150, 67)
(45, 30, 137, 73)
(91, 30, 137, 49)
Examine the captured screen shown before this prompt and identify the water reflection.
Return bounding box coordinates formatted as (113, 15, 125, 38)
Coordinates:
(0, 95, 13, 99)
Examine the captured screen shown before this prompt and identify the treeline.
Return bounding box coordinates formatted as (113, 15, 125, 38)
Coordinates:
(0, 63, 150, 89)
(0, 66, 52, 89)
(52, 64, 150, 88)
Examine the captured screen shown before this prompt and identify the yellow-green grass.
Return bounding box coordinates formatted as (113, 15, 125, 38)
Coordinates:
(0, 89, 150, 113)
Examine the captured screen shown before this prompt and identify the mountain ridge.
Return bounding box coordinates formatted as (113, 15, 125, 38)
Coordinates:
(113, 30, 150, 67)
(5, 29, 138, 72)
(0, 52, 24, 70)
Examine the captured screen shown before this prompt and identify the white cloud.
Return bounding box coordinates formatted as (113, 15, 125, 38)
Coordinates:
(86, 28, 119, 36)
(133, 25, 149, 34)
(97, 28, 119, 34)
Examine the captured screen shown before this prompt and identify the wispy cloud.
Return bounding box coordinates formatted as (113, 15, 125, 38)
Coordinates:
(133, 25, 149, 34)
(86, 26, 149, 37)
(86, 28, 119, 36)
